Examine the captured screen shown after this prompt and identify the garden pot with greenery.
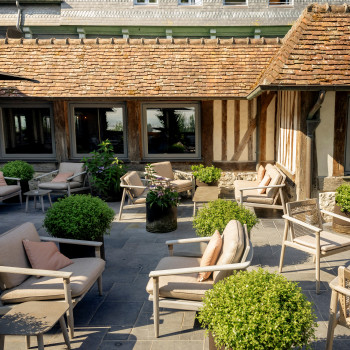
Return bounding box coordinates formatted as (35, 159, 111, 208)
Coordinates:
(82, 139, 126, 202)
(191, 164, 222, 187)
(146, 184, 179, 233)
(333, 183, 350, 234)
(43, 194, 115, 259)
(198, 269, 317, 350)
(193, 199, 258, 237)
(1, 160, 34, 195)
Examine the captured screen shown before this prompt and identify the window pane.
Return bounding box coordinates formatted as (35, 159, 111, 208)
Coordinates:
(224, 0, 246, 4)
(3, 107, 52, 154)
(74, 107, 125, 154)
(146, 107, 196, 154)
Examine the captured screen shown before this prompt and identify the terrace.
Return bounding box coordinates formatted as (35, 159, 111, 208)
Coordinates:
(0, 197, 350, 350)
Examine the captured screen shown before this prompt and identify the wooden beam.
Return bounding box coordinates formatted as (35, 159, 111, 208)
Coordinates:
(234, 100, 240, 152)
(259, 94, 267, 163)
(333, 92, 348, 176)
(53, 100, 69, 162)
(126, 101, 142, 162)
(213, 161, 256, 171)
(248, 100, 253, 161)
(222, 100, 227, 161)
(201, 101, 214, 166)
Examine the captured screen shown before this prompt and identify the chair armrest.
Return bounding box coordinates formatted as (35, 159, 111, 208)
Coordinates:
(239, 184, 285, 192)
(34, 170, 59, 180)
(332, 285, 350, 297)
(40, 236, 103, 247)
(0, 265, 72, 279)
(321, 209, 350, 224)
(67, 171, 86, 181)
(149, 260, 252, 278)
(166, 237, 211, 246)
(120, 184, 147, 189)
(4, 176, 21, 181)
(282, 214, 322, 233)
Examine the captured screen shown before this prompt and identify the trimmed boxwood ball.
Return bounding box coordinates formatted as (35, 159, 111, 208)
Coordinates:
(335, 183, 350, 213)
(43, 194, 115, 241)
(193, 199, 258, 237)
(197, 269, 317, 350)
(1, 160, 34, 182)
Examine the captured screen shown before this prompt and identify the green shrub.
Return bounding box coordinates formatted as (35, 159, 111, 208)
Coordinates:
(1, 160, 34, 182)
(198, 269, 317, 350)
(193, 199, 258, 236)
(335, 183, 350, 213)
(43, 194, 115, 241)
(191, 164, 222, 184)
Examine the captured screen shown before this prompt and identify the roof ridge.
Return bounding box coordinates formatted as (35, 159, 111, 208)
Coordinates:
(307, 3, 350, 13)
(1, 37, 282, 46)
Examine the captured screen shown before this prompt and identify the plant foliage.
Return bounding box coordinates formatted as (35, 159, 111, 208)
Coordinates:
(335, 183, 350, 213)
(198, 269, 317, 350)
(1, 160, 34, 182)
(82, 139, 126, 198)
(193, 199, 258, 236)
(43, 194, 115, 241)
(191, 164, 222, 184)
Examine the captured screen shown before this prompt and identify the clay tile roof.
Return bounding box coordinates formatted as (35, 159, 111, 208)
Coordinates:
(255, 3, 350, 89)
(0, 37, 280, 99)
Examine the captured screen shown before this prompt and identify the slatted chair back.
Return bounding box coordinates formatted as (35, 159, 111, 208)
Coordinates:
(339, 266, 350, 326)
(286, 199, 323, 241)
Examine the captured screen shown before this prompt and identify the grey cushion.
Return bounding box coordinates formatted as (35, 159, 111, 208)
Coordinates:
(0, 223, 40, 290)
(39, 181, 81, 191)
(0, 185, 21, 197)
(1, 257, 105, 303)
(58, 163, 85, 183)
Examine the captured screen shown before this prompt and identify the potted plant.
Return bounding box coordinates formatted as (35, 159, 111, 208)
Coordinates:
(191, 164, 222, 186)
(43, 194, 115, 259)
(197, 269, 317, 350)
(82, 139, 126, 201)
(1, 160, 34, 194)
(193, 199, 258, 237)
(333, 183, 350, 234)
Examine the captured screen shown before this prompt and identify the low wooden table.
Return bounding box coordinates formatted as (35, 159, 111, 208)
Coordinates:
(0, 301, 71, 350)
(24, 189, 52, 213)
(192, 186, 220, 215)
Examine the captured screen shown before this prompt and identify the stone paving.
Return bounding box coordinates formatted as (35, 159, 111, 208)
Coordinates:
(0, 196, 350, 350)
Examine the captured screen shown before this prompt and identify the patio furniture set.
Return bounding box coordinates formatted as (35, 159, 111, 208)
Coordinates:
(1, 161, 350, 348)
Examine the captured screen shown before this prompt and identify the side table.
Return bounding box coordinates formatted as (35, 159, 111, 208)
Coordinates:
(24, 189, 52, 213)
(192, 186, 220, 215)
(0, 301, 71, 350)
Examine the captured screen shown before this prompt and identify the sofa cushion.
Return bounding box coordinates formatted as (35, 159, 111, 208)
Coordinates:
(58, 163, 85, 183)
(0, 185, 21, 197)
(0, 171, 7, 186)
(198, 230, 222, 282)
(1, 257, 105, 303)
(0, 223, 40, 290)
(151, 162, 174, 180)
(213, 220, 245, 283)
(234, 180, 274, 205)
(22, 240, 73, 271)
(146, 256, 213, 301)
(123, 171, 144, 197)
(265, 164, 282, 198)
(39, 181, 81, 191)
(257, 174, 271, 194)
(51, 172, 74, 183)
(256, 165, 265, 183)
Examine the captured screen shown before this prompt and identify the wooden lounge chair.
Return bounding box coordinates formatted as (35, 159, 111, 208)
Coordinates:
(0, 174, 22, 204)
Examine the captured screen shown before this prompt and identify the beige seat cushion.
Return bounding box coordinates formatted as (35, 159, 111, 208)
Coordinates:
(294, 231, 350, 252)
(39, 181, 81, 191)
(234, 180, 274, 205)
(133, 189, 148, 204)
(146, 256, 213, 301)
(170, 179, 193, 192)
(0, 185, 21, 197)
(58, 163, 85, 183)
(152, 162, 174, 180)
(0, 223, 41, 290)
(213, 220, 245, 283)
(1, 257, 105, 303)
(123, 171, 145, 197)
(265, 164, 282, 198)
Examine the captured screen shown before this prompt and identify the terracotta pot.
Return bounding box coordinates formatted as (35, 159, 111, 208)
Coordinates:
(146, 203, 177, 233)
(332, 203, 350, 234)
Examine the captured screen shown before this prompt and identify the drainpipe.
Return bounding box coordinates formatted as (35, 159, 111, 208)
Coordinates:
(305, 91, 326, 198)
(16, 1, 23, 33)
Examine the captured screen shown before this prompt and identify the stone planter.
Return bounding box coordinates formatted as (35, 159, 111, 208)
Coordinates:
(146, 203, 177, 233)
(332, 203, 350, 234)
(196, 179, 218, 187)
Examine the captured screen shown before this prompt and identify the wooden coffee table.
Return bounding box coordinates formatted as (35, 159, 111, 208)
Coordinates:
(192, 186, 220, 215)
(0, 301, 71, 350)
(24, 189, 52, 213)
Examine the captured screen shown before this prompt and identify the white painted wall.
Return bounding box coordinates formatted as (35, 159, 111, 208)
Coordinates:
(316, 91, 335, 177)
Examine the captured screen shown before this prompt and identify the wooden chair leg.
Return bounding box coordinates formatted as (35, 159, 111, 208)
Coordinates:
(37, 334, 44, 350)
(59, 315, 71, 350)
(118, 189, 126, 221)
(279, 221, 289, 273)
(326, 290, 339, 350)
(98, 275, 103, 296)
(316, 234, 321, 294)
(0, 335, 5, 350)
(26, 335, 30, 349)
(153, 277, 160, 338)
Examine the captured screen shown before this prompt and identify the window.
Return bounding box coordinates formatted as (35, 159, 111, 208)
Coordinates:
(179, 0, 202, 5)
(134, 0, 157, 5)
(224, 0, 247, 5)
(269, 0, 292, 5)
(142, 103, 200, 159)
(0, 106, 54, 157)
(71, 104, 127, 157)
